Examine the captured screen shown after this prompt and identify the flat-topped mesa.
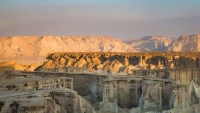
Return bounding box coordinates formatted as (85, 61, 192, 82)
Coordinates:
(38, 52, 200, 74)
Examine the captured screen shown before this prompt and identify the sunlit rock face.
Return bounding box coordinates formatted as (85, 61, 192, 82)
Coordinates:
(38, 52, 200, 74)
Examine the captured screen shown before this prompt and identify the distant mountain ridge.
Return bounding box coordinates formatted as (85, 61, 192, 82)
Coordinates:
(0, 36, 136, 63)
(127, 36, 172, 51)
(0, 34, 200, 64)
(167, 34, 200, 51)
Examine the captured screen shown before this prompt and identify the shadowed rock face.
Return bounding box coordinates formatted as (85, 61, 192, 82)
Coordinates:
(38, 52, 200, 74)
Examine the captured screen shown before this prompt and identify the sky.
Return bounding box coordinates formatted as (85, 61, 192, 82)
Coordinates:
(0, 0, 200, 39)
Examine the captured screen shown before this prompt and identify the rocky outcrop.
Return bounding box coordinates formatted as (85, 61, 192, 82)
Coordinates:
(167, 34, 200, 52)
(38, 52, 200, 74)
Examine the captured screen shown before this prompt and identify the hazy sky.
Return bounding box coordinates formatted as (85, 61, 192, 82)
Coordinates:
(0, 0, 200, 39)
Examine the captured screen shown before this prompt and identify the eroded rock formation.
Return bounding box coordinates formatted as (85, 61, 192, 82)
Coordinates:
(1, 52, 200, 113)
(38, 52, 200, 74)
(1, 66, 200, 113)
(0, 72, 94, 113)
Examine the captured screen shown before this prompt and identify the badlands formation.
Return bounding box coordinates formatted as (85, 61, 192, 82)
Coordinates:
(0, 52, 200, 113)
(39, 52, 200, 74)
(1, 34, 200, 113)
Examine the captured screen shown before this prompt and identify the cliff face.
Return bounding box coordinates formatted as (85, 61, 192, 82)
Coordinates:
(167, 34, 200, 52)
(39, 52, 200, 74)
